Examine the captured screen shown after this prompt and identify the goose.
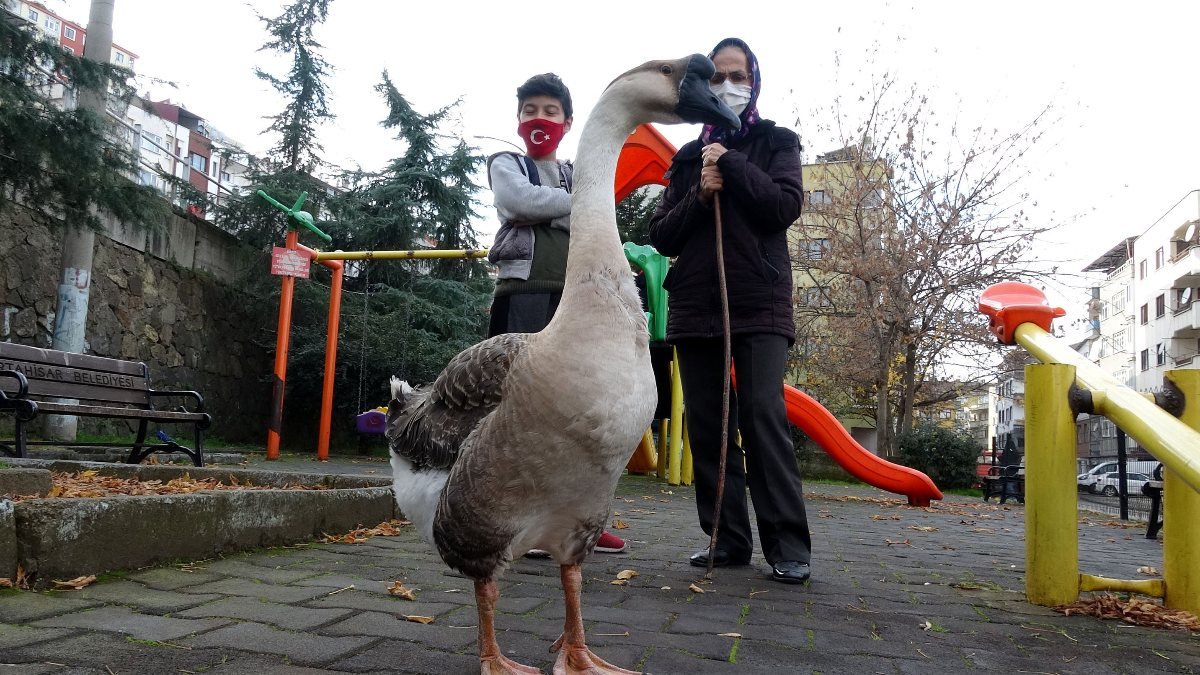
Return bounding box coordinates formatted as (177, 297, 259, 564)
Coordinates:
(386, 54, 739, 675)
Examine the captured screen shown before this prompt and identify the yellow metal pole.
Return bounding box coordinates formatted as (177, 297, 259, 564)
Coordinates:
(680, 420, 694, 486)
(314, 249, 489, 261)
(657, 419, 668, 480)
(668, 348, 685, 485)
(1024, 363, 1081, 607)
(1015, 323, 1200, 494)
(1163, 370, 1200, 614)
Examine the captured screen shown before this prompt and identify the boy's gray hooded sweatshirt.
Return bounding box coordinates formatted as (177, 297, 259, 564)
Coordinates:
(486, 152, 572, 280)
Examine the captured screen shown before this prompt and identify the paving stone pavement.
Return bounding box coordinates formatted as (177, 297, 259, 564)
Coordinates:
(1, 456, 1199, 674)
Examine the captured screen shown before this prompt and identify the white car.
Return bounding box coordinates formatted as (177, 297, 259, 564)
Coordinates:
(1090, 472, 1151, 497)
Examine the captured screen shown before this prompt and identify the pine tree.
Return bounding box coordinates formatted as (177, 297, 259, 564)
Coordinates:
(0, 17, 164, 229)
(255, 0, 334, 173)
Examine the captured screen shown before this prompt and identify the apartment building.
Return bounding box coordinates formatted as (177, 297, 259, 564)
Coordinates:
(5, 1, 137, 68)
(3, 1, 251, 218)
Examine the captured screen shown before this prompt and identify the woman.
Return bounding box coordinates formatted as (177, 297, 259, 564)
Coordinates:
(648, 37, 811, 583)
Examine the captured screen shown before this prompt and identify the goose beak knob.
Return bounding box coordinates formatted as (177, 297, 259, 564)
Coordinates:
(676, 54, 741, 130)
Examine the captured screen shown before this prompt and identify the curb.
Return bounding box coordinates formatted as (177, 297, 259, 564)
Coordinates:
(1, 459, 396, 586)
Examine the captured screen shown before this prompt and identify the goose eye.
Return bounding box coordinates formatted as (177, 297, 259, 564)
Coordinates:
(659, 64, 673, 75)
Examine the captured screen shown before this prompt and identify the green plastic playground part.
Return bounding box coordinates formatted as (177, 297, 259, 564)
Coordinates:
(256, 189, 333, 244)
(624, 242, 669, 343)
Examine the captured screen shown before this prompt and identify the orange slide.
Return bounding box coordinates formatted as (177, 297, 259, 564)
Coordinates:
(783, 384, 943, 506)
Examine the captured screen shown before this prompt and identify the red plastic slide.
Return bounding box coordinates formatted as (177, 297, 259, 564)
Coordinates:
(783, 384, 943, 506)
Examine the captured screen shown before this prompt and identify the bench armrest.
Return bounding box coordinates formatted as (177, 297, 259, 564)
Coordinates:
(0, 368, 29, 400)
(0, 369, 38, 420)
(148, 389, 206, 413)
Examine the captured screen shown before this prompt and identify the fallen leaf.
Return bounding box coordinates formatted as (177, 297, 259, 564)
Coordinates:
(1057, 593, 1200, 631)
(718, 632, 742, 638)
(909, 525, 938, 532)
(749, 590, 769, 597)
(616, 570, 639, 581)
(885, 538, 913, 547)
(660, 586, 671, 590)
(610, 579, 628, 586)
(1137, 566, 1160, 576)
(404, 615, 435, 624)
(919, 620, 933, 631)
(689, 583, 705, 594)
(52, 575, 96, 590)
(387, 581, 416, 600)
(612, 519, 630, 530)
(0, 578, 12, 588)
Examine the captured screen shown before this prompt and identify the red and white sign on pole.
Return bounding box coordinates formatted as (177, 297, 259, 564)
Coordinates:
(270, 247, 311, 278)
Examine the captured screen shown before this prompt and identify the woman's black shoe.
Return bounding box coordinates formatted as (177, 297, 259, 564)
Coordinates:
(689, 549, 751, 568)
(771, 561, 811, 584)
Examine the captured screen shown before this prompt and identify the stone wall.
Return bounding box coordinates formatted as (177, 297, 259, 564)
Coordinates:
(1, 208, 273, 442)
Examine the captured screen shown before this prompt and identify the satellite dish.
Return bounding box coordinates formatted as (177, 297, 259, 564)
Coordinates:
(1186, 223, 1197, 243)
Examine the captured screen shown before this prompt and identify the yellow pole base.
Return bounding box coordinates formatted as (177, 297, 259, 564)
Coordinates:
(1164, 370, 1200, 614)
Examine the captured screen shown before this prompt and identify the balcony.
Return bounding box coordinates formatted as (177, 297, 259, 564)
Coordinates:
(1170, 300, 1200, 338)
(1169, 246, 1200, 288)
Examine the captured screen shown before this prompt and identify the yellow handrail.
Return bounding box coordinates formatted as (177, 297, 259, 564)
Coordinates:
(1015, 323, 1200, 494)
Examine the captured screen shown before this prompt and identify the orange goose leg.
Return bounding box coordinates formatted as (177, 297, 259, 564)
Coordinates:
(551, 564, 639, 675)
(475, 579, 541, 675)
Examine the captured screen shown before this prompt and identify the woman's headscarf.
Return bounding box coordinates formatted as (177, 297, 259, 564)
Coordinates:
(700, 37, 761, 145)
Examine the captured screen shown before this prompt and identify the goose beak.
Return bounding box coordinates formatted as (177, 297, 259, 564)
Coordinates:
(675, 54, 741, 130)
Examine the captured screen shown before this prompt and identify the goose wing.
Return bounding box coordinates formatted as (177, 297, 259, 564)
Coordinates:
(386, 332, 530, 470)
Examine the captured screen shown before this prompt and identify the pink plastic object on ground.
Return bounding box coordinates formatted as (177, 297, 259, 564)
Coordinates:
(978, 281, 1066, 346)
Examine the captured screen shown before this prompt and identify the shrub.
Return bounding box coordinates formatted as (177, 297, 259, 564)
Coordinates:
(896, 422, 980, 490)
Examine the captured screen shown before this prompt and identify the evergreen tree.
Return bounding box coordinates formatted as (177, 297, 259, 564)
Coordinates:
(0, 17, 164, 229)
(333, 71, 487, 284)
(617, 187, 660, 246)
(255, 0, 334, 173)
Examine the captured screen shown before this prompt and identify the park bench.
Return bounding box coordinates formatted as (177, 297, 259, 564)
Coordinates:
(0, 342, 210, 466)
(981, 464, 1024, 504)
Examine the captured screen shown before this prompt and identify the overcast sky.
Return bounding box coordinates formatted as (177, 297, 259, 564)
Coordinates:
(54, 0, 1200, 324)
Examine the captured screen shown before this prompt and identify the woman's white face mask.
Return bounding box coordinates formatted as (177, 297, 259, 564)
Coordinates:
(710, 80, 752, 116)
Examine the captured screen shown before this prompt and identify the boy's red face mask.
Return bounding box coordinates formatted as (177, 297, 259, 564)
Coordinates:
(518, 118, 566, 158)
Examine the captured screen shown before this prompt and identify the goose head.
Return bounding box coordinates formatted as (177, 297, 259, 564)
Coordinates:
(605, 54, 741, 130)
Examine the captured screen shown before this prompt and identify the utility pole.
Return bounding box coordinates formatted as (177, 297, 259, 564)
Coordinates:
(46, 0, 116, 441)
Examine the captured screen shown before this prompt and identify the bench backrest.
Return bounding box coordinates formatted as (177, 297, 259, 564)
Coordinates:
(0, 342, 151, 408)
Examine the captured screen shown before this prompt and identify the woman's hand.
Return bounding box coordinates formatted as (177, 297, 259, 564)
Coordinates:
(699, 143, 728, 206)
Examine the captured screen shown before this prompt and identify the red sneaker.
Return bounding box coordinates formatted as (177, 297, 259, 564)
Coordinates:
(595, 531, 628, 553)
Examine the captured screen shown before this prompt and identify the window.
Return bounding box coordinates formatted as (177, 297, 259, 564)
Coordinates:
(1140, 304, 1148, 325)
(1111, 289, 1126, 314)
(188, 153, 207, 172)
(115, 52, 124, 63)
(1177, 287, 1194, 310)
(1156, 294, 1166, 318)
(64, 26, 76, 40)
(1139, 259, 1148, 279)
(140, 131, 162, 156)
(1140, 349, 1149, 371)
(210, 158, 219, 177)
(220, 170, 231, 183)
(1156, 247, 1165, 269)
(27, 9, 38, 22)
(44, 17, 59, 34)
(1112, 330, 1126, 352)
(801, 238, 829, 260)
(1157, 343, 1167, 366)
(806, 190, 831, 206)
(797, 286, 830, 307)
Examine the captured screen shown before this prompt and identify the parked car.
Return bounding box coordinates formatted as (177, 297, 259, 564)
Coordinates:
(1090, 472, 1151, 496)
(1077, 461, 1159, 491)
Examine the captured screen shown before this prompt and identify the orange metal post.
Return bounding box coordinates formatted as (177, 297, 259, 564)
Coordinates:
(267, 228, 299, 460)
(317, 258, 342, 461)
